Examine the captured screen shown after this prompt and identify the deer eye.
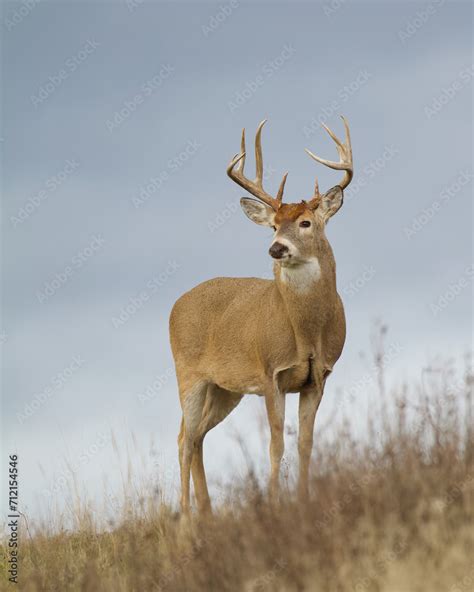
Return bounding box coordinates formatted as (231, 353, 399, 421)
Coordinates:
(300, 220, 311, 228)
(272, 226, 277, 231)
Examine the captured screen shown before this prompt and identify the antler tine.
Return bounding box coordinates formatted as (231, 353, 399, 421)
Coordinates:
(227, 120, 285, 210)
(322, 124, 343, 152)
(314, 176, 320, 197)
(276, 172, 288, 205)
(227, 151, 246, 175)
(239, 128, 246, 173)
(226, 128, 247, 179)
(307, 176, 321, 210)
(305, 115, 353, 191)
(255, 119, 266, 185)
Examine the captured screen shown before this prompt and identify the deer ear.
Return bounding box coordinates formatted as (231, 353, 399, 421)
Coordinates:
(240, 198, 275, 227)
(319, 186, 343, 222)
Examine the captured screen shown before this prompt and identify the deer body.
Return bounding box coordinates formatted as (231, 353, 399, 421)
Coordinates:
(171, 271, 345, 396)
(170, 118, 353, 513)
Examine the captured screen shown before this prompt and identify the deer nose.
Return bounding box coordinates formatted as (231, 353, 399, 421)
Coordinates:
(269, 242, 289, 259)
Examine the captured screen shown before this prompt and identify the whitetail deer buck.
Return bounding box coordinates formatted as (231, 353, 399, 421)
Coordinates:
(170, 116, 353, 513)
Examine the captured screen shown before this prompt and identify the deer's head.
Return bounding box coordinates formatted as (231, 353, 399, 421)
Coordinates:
(227, 118, 353, 268)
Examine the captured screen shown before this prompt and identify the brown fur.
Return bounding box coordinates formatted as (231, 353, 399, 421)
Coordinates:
(169, 197, 346, 513)
(168, 117, 355, 513)
(274, 202, 309, 223)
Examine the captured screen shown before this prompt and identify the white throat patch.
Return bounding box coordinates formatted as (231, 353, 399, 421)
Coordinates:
(279, 257, 321, 292)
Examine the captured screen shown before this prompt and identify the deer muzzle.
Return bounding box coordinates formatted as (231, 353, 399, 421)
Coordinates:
(269, 242, 290, 260)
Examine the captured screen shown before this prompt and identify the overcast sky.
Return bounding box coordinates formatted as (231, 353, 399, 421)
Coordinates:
(1, 0, 472, 523)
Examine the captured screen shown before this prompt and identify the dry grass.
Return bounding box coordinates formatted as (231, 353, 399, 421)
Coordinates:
(3, 348, 473, 592)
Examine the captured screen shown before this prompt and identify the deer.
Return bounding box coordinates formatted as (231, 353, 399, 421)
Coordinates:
(169, 116, 353, 514)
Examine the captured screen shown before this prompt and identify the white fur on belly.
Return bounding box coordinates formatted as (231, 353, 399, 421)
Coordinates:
(280, 257, 321, 292)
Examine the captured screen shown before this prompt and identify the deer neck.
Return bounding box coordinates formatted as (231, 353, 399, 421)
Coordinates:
(273, 247, 337, 354)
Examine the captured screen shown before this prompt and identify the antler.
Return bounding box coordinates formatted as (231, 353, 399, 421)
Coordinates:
(227, 120, 288, 211)
(305, 115, 353, 209)
(306, 177, 322, 210)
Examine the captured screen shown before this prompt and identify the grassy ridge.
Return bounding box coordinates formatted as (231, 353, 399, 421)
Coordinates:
(4, 356, 473, 592)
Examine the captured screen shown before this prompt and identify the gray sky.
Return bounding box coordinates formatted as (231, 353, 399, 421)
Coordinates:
(1, 0, 472, 523)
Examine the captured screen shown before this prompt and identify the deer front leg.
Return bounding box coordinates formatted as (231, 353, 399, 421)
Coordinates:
(298, 381, 324, 500)
(264, 386, 286, 501)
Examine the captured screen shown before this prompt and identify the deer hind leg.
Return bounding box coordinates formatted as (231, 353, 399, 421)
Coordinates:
(178, 379, 208, 514)
(191, 385, 242, 514)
